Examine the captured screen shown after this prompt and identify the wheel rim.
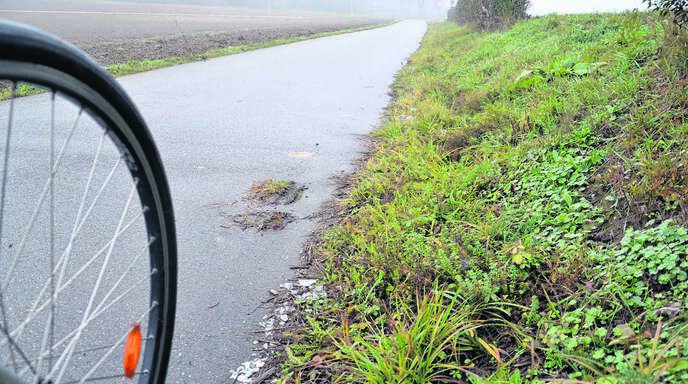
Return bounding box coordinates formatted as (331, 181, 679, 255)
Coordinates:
(0, 62, 171, 384)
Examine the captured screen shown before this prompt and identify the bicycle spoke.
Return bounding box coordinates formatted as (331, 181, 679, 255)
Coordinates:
(77, 306, 153, 384)
(62, 372, 142, 383)
(21, 240, 154, 359)
(23, 304, 154, 383)
(1, 99, 83, 293)
(1, 148, 149, 382)
(3, 207, 145, 349)
(1, 21, 176, 383)
(54, 209, 145, 307)
(52, 182, 139, 383)
(0, 83, 17, 372)
(50, 90, 57, 375)
(24, 297, 155, 382)
(55, 129, 111, 292)
(0, 87, 156, 384)
(36, 90, 58, 377)
(0, 323, 35, 376)
(0, 132, 123, 349)
(91, 238, 154, 317)
(22, 294, 151, 375)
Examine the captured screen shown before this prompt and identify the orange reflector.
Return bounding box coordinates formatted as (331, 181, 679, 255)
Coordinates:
(123, 323, 142, 379)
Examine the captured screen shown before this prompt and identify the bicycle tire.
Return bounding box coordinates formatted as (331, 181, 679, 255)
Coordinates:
(0, 20, 176, 384)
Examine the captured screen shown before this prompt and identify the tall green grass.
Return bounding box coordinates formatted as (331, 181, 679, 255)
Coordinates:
(278, 10, 688, 383)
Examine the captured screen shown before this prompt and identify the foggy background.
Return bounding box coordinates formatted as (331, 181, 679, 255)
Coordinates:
(104, 0, 648, 19)
(107, 0, 454, 19)
(0, 0, 653, 20)
(529, 0, 647, 16)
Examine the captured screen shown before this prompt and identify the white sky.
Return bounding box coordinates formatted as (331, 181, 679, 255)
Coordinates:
(528, 0, 647, 15)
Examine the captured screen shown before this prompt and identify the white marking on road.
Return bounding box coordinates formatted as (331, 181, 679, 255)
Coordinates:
(288, 151, 316, 159)
(0, 9, 309, 20)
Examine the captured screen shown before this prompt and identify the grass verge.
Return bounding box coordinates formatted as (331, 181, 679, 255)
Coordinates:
(275, 11, 688, 384)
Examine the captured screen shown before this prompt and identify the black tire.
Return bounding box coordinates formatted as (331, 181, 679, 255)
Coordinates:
(0, 20, 176, 384)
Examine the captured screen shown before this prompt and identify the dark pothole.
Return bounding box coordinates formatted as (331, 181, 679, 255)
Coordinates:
(221, 210, 296, 231)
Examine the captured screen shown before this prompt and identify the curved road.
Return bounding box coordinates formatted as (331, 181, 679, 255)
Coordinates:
(120, 20, 427, 382)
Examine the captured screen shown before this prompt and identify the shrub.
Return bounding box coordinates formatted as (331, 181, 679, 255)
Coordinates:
(447, 0, 530, 30)
(644, 0, 688, 27)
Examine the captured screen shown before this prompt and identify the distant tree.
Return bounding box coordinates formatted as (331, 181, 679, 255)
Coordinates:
(448, 0, 529, 30)
(644, 0, 688, 27)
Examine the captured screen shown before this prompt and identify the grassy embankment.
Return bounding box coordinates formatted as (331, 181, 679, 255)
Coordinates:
(0, 23, 388, 100)
(277, 11, 688, 383)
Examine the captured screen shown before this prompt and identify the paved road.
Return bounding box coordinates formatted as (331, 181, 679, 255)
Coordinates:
(119, 20, 427, 382)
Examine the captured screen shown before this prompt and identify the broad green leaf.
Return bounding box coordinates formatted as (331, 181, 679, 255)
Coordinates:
(572, 62, 607, 75)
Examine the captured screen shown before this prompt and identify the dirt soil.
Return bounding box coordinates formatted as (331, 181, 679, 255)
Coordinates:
(0, 1, 387, 66)
(78, 21, 385, 66)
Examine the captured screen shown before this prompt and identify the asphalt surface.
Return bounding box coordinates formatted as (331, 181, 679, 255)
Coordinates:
(0, 2, 426, 380)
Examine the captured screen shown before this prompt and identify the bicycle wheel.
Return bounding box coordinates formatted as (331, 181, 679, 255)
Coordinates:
(0, 20, 176, 384)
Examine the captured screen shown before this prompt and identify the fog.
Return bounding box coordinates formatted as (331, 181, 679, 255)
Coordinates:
(1, 0, 651, 20)
(113, 0, 647, 18)
(101, 0, 449, 18)
(528, 0, 647, 16)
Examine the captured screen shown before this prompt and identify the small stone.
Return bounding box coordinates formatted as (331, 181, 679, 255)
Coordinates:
(280, 314, 288, 322)
(298, 279, 317, 287)
(654, 302, 682, 318)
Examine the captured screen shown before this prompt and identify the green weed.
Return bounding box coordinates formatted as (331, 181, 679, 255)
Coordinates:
(335, 289, 527, 383)
(0, 83, 44, 100)
(251, 179, 292, 197)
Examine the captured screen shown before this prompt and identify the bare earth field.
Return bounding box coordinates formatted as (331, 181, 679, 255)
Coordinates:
(0, 0, 387, 65)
